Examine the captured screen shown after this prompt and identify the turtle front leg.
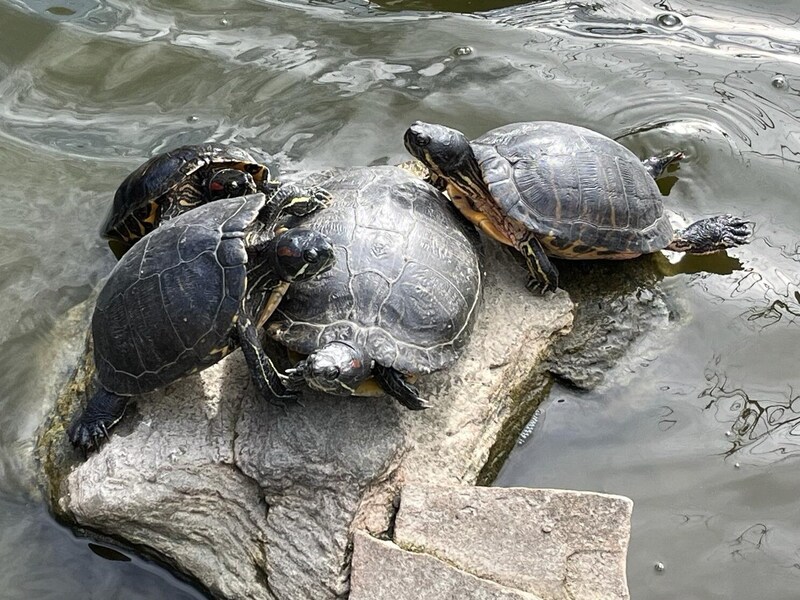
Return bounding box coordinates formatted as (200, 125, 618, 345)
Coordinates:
(373, 364, 430, 411)
(641, 150, 685, 179)
(261, 183, 333, 223)
(236, 310, 296, 401)
(667, 214, 754, 254)
(451, 194, 514, 245)
(67, 385, 130, 453)
(517, 233, 559, 294)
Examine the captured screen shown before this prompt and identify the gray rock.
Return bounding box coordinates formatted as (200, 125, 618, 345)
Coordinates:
(545, 256, 676, 390)
(349, 532, 545, 600)
(394, 485, 633, 600)
(37, 242, 573, 600)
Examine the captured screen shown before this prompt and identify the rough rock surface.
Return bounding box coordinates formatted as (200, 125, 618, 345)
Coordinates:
(37, 243, 573, 600)
(545, 256, 677, 390)
(393, 485, 633, 600)
(349, 531, 545, 600)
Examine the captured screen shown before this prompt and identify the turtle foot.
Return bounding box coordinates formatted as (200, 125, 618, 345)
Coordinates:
(273, 184, 333, 217)
(642, 150, 685, 179)
(269, 384, 304, 413)
(282, 365, 308, 392)
(669, 214, 754, 254)
(303, 186, 334, 214)
(525, 277, 558, 296)
(67, 388, 130, 455)
(67, 418, 110, 454)
(373, 364, 430, 411)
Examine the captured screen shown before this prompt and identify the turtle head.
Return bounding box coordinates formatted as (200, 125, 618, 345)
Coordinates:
(404, 121, 473, 179)
(272, 228, 336, 282)
(297, 341, 372, 396)
(207, 168, 258, 200)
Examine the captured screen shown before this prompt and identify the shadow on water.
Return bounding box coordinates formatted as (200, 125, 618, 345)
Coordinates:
(1, 0, 800, 597)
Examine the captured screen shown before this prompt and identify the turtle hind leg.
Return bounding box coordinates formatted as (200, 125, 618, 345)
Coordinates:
(373, 365, 430, 411)
(67, 386, 130, 453)
(235, 310, 296, 402)
(641, 150, 685, 179)
(667, 214, 754, 254)
(518, 233, 559, 294)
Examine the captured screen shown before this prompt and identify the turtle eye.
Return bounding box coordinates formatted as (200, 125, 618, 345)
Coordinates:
(324, 366, 340, 380)
(303, 248, 319, 263)
(413, 132, 431, 147)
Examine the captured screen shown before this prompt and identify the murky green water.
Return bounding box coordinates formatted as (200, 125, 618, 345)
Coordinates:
(1, 0, 798, 597)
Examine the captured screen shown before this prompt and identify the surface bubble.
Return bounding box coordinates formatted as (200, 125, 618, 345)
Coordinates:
(771, 75, 788, 89)
(657, 13, 683, 30)
(655, 562, 666, 572)
(452, 46, 473, 57)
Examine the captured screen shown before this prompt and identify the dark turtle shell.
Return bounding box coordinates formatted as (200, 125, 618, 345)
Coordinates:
(102, 143, 268, 246)
(473, 121, 674, 257)
(268, 166, 483, 375)
(93, 194, 266, 395)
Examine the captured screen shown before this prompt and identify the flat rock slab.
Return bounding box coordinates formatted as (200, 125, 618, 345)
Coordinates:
(350, 532, 545, 600)
(37, 244, 573, 600)
(394, 485, 633, 600)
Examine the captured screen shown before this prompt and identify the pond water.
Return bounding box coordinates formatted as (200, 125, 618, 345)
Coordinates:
(0, 0, 798, 597)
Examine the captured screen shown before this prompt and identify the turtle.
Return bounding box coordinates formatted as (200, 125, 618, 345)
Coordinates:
(265, 165, 484, 410)
(68, 192, 336, 453)
(102, 143, 276, 257)
(404, 121, 754, 292)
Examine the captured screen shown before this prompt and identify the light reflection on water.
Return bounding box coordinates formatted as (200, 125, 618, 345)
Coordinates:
(1, 0, 799, 597)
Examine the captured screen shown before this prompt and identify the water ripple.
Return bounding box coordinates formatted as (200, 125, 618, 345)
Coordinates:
(491, 0, 800, 164)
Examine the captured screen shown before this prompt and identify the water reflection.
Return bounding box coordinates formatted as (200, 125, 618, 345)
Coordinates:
(702, 356, 800, 464)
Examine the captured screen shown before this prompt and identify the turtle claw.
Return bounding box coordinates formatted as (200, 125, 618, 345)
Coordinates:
(67, 418, 108, 454)
(669, 214, 755, 254)
(270, 393, 303, 414)
(719, 215, 755, 243)
(274, 184, 333, 217)
(282, 364, 308, 392)
(66, 389, 129, 456)
(308, 187, 333, 211)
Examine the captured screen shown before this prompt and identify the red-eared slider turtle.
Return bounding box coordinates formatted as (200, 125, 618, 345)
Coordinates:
(68, 192, 336, 452)
(102, 143, 273, 257)
(266, 165, 484, 409)
(404, 121, 754, 292)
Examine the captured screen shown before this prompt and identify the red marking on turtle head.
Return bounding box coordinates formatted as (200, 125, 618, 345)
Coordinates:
(277, 246, 300, 258)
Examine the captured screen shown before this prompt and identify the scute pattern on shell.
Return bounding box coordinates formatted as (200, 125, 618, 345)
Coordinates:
(268, 166, 484, 374)
(93, 194, 265, 395)
(473, 121, 674, 256)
